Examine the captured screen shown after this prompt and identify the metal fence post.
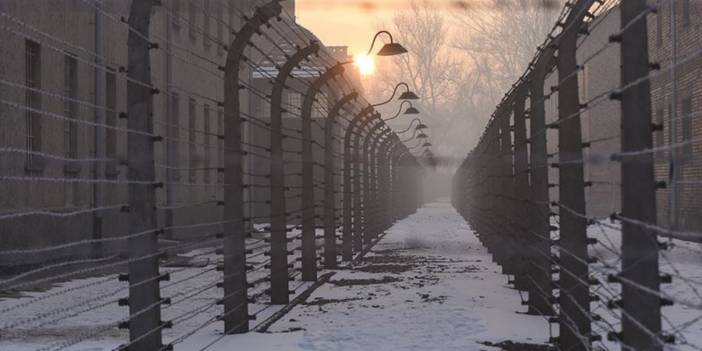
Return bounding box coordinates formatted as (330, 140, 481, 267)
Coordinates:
(556, 2, 593, 348)
(474, 136, 489, 251)
(498, 107, 517, 277)
(363, 122, 386, 245)
(485, 122, 500, 261)
(512, 84, 530, 292)
(363, 127, 378, 244)
(528, 47, 556, 317)
(388, 141, 402, 222)
(300, 66, 345, 281)
(618, 1, 662, 348)
(343, 107, 373, 261)
(391, 148, 403, 219)
(324, 93, 357, 269)
(125, 1, 161, 350)
(376, 131, 394, 231)
(412, 158, 422, 211)
(394, 151, 406, 218)
(222, 1, 281, 332)
(370, 128, 391, 238)
(353, 113, 377, 253)
(269, 41, 320, 304)
(397, 151, 411, 217)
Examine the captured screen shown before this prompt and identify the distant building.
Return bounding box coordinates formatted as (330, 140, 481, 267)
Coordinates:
(327, 46, 364, 94)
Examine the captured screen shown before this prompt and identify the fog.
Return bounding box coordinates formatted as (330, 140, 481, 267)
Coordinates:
(360, 0, 564, 175)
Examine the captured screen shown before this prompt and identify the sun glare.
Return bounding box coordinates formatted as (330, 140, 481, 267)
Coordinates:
(353, 53, 375, 76)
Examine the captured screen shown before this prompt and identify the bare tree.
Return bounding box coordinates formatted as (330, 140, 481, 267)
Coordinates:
(368, 1, 465, 168)
(452, 0, 563, 102)
(369, 0, 564, 169)
(371, 1, 458, 115)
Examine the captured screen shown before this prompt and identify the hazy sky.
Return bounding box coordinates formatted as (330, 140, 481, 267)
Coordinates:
(294, 0, 479, 55)
(296, 0, 394, 56)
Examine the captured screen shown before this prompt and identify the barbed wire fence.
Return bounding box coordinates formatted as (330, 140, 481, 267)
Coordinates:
(453, 0, 702, 350)
(0, 1, 425, 350)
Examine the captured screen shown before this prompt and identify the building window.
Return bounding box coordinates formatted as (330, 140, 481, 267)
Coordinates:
(63, 55, 79, 169)
(188, 0, 197, 41)
(189, 98, 197, 183)
(312, 93, 326, 119)
(228, 2, 236, 43)
(682, 0, 691, 28)
(217, 108, 224, 183)
(171, 0, 181, 31)
(25, 39, 42, 172)
(681, 97, 693, 161)
(656, 11, 663, 47)
(203, 0, 211, 50)
(203, 104, 211, 184)
(655, 107, 665, 162)
(105, 68, 118, 177)
(169, 93, 180, 181)
(286, 93, 301, 118)
(259, 94, 271, 118)
(216, 0, 224, 55)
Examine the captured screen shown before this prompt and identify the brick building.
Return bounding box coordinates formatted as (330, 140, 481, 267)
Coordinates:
(545, 1, 701, 235)
(0, 0, 357, 264)
(649, 0, 702, 232)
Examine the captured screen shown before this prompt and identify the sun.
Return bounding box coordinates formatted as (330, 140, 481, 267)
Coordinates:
(353, 53, 375, 76)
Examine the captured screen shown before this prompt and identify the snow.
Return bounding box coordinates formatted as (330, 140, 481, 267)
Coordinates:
(587, 222, 702, 350)
(1, 199, 549, 350)
(189, 200, 550, 351)
(0, 228, 311, 351)
(7, 199, 699, 350)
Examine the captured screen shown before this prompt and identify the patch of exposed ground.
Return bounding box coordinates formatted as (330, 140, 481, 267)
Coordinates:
(330, 276, 402, 286)
(303, 297, 364, 306)
(354, 264, 415, 274)
(480, 340, 556, 351)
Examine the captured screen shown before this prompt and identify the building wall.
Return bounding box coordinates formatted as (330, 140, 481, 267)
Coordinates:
(0, 0, 107, 261)
(649, 0, 702, 231)
(0, 0, 252, 263)
(578, 6, 621, 218)
(0, 0, 359, 264)
(543, 2, 702, 231)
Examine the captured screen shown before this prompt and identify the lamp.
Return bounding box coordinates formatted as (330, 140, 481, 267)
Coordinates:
(368, 31, 408, 56)
(372, 82, 419, 107)
(383, 101, 420, 122)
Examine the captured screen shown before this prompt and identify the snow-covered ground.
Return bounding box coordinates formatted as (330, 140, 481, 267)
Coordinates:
(5, 199, 701, 350)
(182, 200, 550, 351)
(1, 200, 549, 350)
(586, 222, 702, 350)
(0, 228, 312, 351)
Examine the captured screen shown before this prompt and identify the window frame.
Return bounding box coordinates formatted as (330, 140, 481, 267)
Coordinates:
(656, 10, 663, 47)
(25, 39, 44, 173)
(203, 0, 211, 50)
(171, 0, 182, 31)
(681, 96, 693, 162)
(168, 92, 181, 181)
(63, 54, 80, 173)
(682, 0, 691, 28)
(105, 68, 119, 177)
(203, 104, 211, 184)
(189, 98, 197, 184)
(188, 0, 197, 42)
